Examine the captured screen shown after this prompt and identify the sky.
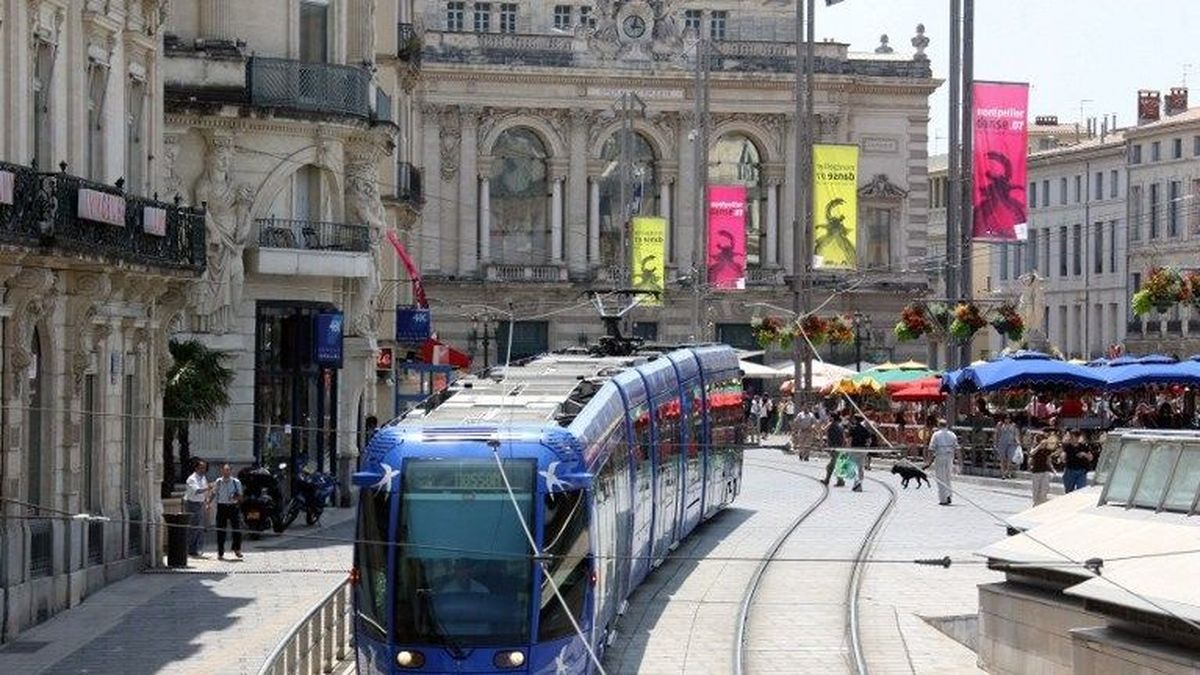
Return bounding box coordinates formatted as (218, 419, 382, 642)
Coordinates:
(814, 0, 1199, 154)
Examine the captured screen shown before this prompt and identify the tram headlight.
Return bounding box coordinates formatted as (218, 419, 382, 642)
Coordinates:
(396, 650, 425, 668)
(493, 650, 526, 668)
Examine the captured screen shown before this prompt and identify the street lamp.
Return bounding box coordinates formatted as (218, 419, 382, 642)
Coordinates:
(853, 312, 872, 371)
(468, 313, 494, 371)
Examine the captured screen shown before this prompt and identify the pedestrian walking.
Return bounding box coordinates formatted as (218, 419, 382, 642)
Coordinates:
(760, 396, 774, 437)
(847, 414, 874, 492)
(994, 414, 1021, 479)
(1060, 429, 1093, 493)
(821, 413, 847, 487)
(790, 406, 816, 460)
(213, 463, 244, 560)
(1028, 429, 1059, 505)
(184, 461, 213, 557)
(748, 396, 764, 443)
(924, 419, 959, 506)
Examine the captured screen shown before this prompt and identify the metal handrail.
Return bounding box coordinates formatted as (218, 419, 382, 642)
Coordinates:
(258, 578, 352, 675)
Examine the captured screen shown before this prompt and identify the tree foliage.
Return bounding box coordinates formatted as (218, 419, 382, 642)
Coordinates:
(163, 339, 234, 423)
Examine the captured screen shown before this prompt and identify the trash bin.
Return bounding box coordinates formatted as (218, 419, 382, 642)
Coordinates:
(163, 512, 191, 568)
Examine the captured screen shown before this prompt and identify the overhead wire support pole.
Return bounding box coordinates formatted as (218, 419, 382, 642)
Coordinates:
(692, 37, 711, 341)
(614, 92, 646, 305)
(791, 0, 811, 408)
(945, 0, 962, 418)
(959, 0, 975, 370)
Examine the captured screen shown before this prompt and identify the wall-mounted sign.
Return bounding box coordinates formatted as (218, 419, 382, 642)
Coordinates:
(0, 170, 14, 205)
(78, 188, 126, 226)
(395, 307, 432, 344)
(376, 347, 394, 373)
(143, 206, 167, 236)
(313, 312, 344, 368)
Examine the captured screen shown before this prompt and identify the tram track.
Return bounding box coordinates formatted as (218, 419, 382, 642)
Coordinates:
(735, 457, 898, 675)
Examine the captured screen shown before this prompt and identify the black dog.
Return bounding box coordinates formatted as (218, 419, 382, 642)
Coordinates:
(891, 463, 931, 489)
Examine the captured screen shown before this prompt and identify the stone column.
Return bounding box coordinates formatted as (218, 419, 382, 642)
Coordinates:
(567, 109, 592, 275)
(478, 172, 491, 265)
(781, 114, 797, 273)
(551, 172, 565, 264)
(765, 179, 779, 266)
(458, 108, 479, 276)
(199, 0, 236, 40)
(588, 178, 601, 265)
(660, 178, 674, 263)
(420, 104, 442, 273)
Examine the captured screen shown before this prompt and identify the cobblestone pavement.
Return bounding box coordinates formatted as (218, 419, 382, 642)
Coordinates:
(604, 448, 1032, 675)
(0, 508, 356, 675)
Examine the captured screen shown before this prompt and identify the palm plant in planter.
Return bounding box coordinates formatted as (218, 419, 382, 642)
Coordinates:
(162, 339, 234, 497)
(1131, 267, 1185, 316)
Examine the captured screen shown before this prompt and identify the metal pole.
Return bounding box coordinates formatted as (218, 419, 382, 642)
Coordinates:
(855, 317, 862, 372)
(619, 93, 632, 284)
(483, 320, 490, 370)
(945, 0, 961, 380)
(792, 0, 814, 409)
(692, 38, 710, 341)
(959, 0, 975, 368)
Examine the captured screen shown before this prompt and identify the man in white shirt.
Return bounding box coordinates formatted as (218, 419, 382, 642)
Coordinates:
(184, 461, 213, 557)
(213, 464, 243, 560)
(923, 419, 959, 506)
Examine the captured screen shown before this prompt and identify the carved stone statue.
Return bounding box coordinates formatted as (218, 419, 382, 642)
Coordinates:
(439, 108, 461, 181)
(345, 141, 388, 339)
(875, 34, 893, 54)
(193, 133, 252, 334)
(912, 24, 929, 60)
(161, 134, 183, 202)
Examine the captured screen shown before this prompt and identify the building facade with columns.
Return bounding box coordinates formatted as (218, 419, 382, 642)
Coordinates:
(408, 1, 940, 366)
(0, 0, 206, 639)
(161, 1, 397, 482)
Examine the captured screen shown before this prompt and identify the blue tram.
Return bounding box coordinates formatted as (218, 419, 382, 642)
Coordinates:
(351, 345, 744, 674)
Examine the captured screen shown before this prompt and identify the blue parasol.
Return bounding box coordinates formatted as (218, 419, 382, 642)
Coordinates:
(954, 353, 1108, 392)
(1135, 353, 1178, 365)
(1102, 361, 1200, 390)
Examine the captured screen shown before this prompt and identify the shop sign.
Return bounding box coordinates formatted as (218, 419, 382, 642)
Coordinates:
(313, 312, 344, 368)
(143, 206, 167, 236)
(395, 307, 432, 344)
(78, 188, 126, 226)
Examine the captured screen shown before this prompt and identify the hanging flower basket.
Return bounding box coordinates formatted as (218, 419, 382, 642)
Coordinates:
(989, 302, 1026, 342)
(1131, 267, 1185, 316)
(1184, 271, 1200, 310)
(894, 303, 932, 342)
(949, 302, 987, 340)
(751, 315, 786, 348)
(798, 314, 830, 346)
(826, 314, 855, 345)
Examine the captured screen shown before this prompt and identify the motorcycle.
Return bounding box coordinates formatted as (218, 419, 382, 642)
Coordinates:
(282, 458, 337, 528)
(238, 464, 287, 535)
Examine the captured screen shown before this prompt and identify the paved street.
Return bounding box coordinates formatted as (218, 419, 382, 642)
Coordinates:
(0, 510, 355, 675)
(605, 448, 1031, 674)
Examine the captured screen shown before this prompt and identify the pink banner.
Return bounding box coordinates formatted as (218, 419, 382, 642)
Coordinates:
(707, 185, 747, 290)
(972, 82, 1029, 241)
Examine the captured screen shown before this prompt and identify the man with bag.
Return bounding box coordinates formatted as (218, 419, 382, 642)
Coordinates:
(821, 413, 847, 487)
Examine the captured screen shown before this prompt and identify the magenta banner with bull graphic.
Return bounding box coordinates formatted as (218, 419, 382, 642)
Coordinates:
(707, 185, 747, 290)
(972, 81, 1030, 242)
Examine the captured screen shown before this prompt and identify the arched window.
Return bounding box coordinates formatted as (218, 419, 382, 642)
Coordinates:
(710, 134, 766, 268)
(490, 128, 550, 265)
(599, 132, 658, 268)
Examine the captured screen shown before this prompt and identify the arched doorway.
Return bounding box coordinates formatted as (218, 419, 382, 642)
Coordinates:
(490, 128, 550, 265)
(710, 134, 768, 269)
(599, 132, 659, 269)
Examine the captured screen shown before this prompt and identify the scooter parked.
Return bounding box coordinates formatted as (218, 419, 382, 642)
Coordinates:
(238, 464, 287, 535)
(282, 457, 337, 528)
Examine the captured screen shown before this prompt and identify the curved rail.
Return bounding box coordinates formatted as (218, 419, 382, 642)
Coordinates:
(734, 461, 830, 675)
(846, 476, 898, 675)
(258, 578, 353, 675)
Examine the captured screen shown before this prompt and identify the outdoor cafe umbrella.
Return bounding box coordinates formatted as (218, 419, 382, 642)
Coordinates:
(889, 377, 946, 402)
(739, 360, 783, 379)
(951, 351, 1108, 393)
(1102, 361, 1200, 390)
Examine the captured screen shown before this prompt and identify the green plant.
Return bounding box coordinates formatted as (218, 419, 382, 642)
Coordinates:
(1131, 267, 1184, 316)
(162, 340, 235, 496)
(950, 302, 987, 340)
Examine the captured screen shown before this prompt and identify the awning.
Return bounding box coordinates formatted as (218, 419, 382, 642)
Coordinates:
(419, 338, 471, 369)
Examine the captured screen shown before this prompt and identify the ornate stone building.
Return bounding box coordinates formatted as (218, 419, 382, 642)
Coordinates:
(0, 0, 205, 639)
(409, 1, 940, 365)
(161, 1, 397, 484)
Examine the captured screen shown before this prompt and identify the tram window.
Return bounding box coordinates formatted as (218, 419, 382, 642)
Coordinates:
(1103, 442, 1149, 505)
(539, 490, 591, 640)
(1163, 450, 1200, 512)
(1133, 444, 1180, 508)
(689, 385, 703, 457)
(355, 489, 391, 640)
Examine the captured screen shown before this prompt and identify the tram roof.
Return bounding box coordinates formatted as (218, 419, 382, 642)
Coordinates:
(399, 352, 648, 426)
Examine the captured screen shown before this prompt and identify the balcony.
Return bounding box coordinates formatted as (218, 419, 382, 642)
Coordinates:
(250, 216, 373, 278)
(0, 161, 206, 271)
(484, 263, 569, 283)
(397, 23, 421, 63)
(395, 162, 423, 205)
(247, 57, 370, 118)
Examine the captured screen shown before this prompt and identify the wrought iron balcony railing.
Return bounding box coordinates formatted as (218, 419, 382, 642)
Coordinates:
(247, 57, 371, 118)
(396, 162, 423, 205)
(256, 217, 371, 253)
(0, 161, 206, 271)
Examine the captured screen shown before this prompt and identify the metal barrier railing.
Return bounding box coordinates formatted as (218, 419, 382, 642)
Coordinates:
(258, 578, 353, 675)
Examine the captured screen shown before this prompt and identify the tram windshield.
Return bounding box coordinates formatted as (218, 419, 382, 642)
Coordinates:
(393, 459, 536, 646)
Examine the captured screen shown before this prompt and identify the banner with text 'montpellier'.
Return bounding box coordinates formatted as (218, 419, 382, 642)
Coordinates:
(812, 144, 859, 269)
(630, 216, 666, 305)
(707, 185, 747, 290)
(972, 81, 1030, 242)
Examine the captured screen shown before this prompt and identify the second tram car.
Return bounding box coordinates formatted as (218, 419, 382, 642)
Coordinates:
(352, 345, 744, 673)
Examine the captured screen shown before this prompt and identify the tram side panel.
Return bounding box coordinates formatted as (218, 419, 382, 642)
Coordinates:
(613, 372, 655, 591)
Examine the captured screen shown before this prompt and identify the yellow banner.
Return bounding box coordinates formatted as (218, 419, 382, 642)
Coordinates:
(631, 216, 666, 305)
(812, 144, 859, 269)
